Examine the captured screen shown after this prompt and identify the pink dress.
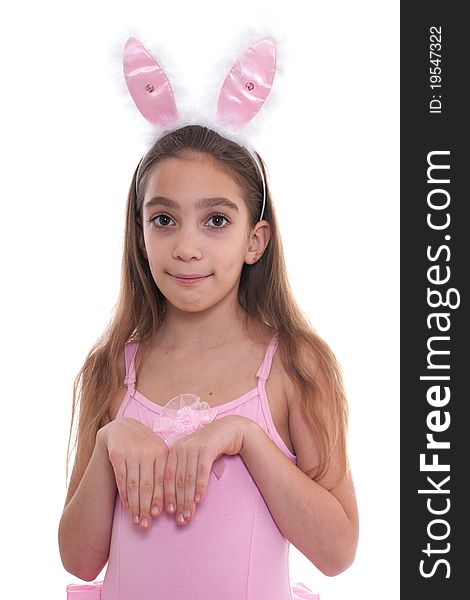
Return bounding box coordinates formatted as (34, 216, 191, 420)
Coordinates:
(97, 333, 319, 600)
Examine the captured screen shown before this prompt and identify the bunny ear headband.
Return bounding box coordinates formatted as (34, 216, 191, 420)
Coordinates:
(122, 36, 277, 221)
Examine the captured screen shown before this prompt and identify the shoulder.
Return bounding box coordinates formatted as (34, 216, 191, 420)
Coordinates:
(280, 342, 321, 476)
(281, 339, 342, 486)
(278, 336, 321, 406)
(103, 345, 130, 423)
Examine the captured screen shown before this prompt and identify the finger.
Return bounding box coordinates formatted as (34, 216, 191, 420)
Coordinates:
(194, 449, 213, 505)
(126, 460, 141, 526)
(150, 453, 166, 519)
(138, 460, 155, 530)
(182, 452, 198, 523)
(111, 455, 128, 508)
(174, 449, 188, 526)
(163, 448, 178, 516)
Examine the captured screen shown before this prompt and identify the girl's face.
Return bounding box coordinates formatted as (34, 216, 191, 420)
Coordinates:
(141, 151, 266, 315)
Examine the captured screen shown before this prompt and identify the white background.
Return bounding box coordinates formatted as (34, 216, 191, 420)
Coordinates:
(0, 1, 399, 599)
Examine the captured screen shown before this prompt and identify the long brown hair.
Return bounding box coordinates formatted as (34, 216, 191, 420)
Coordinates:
(66, 125, 348, 484)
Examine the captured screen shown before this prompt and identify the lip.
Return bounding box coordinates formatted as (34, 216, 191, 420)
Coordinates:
(172, 273, 209, 278)
(170, 273, 212, 285)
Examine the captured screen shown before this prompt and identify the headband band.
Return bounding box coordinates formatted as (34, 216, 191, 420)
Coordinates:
(246, 148, 266, 222)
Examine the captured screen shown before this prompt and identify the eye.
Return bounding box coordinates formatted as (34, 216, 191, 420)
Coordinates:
(207, 214, 230, 229)
(147, 212, 230, 230)
(148, 214, 175, 228)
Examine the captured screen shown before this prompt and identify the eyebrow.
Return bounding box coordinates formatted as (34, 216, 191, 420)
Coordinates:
(144, 196, 240, 213)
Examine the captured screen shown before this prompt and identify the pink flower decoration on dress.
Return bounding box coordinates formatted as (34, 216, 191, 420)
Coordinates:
(155, 393, 217, 445)
(170, 404, 206, 435)
(153, 393, 225, 479)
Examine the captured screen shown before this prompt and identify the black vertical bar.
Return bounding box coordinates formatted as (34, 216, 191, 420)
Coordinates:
(401, 3, 468, 599)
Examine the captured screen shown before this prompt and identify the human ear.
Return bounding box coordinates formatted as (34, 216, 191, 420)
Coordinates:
(245, 221, 270, 264)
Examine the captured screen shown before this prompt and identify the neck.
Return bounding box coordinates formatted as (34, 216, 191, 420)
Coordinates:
(155, 297, 253, 353)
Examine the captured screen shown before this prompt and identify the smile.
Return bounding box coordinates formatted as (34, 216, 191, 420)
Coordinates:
(170, 274, 212, 285)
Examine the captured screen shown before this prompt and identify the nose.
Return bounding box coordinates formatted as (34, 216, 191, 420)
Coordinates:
(172, 227, 203, 261)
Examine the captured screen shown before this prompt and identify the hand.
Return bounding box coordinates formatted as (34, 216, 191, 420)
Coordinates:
(163, 415, 246, 526)
(98, 417, 169, 531)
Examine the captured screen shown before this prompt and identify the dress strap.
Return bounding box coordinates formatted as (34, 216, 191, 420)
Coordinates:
(256, 333, 279, 382)
(123, 341, 138, 388)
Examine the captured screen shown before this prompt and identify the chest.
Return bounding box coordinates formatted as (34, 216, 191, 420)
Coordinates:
(116, 343, 294, 455)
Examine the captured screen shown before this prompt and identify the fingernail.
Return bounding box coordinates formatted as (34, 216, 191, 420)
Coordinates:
(195, 494, 201, 503)
(133, 515, 140, 524)
(177, 514, 184, 523)
(167, 503, 175, 513)
(141, 518, 149, 528)
(183, 510, 191, 518)
(151, 506, 160, 517)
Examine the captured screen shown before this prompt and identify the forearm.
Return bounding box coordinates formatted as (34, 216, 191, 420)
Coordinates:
(58, 430, 117, 581)
(239, 419, 357, 576)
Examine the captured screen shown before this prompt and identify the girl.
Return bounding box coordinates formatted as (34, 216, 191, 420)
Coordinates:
(59, 124, 358, 599)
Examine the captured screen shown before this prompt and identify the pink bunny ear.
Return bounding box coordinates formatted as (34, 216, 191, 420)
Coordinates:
(123, 37, 179, 128)
(216, 36, 276, 129)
